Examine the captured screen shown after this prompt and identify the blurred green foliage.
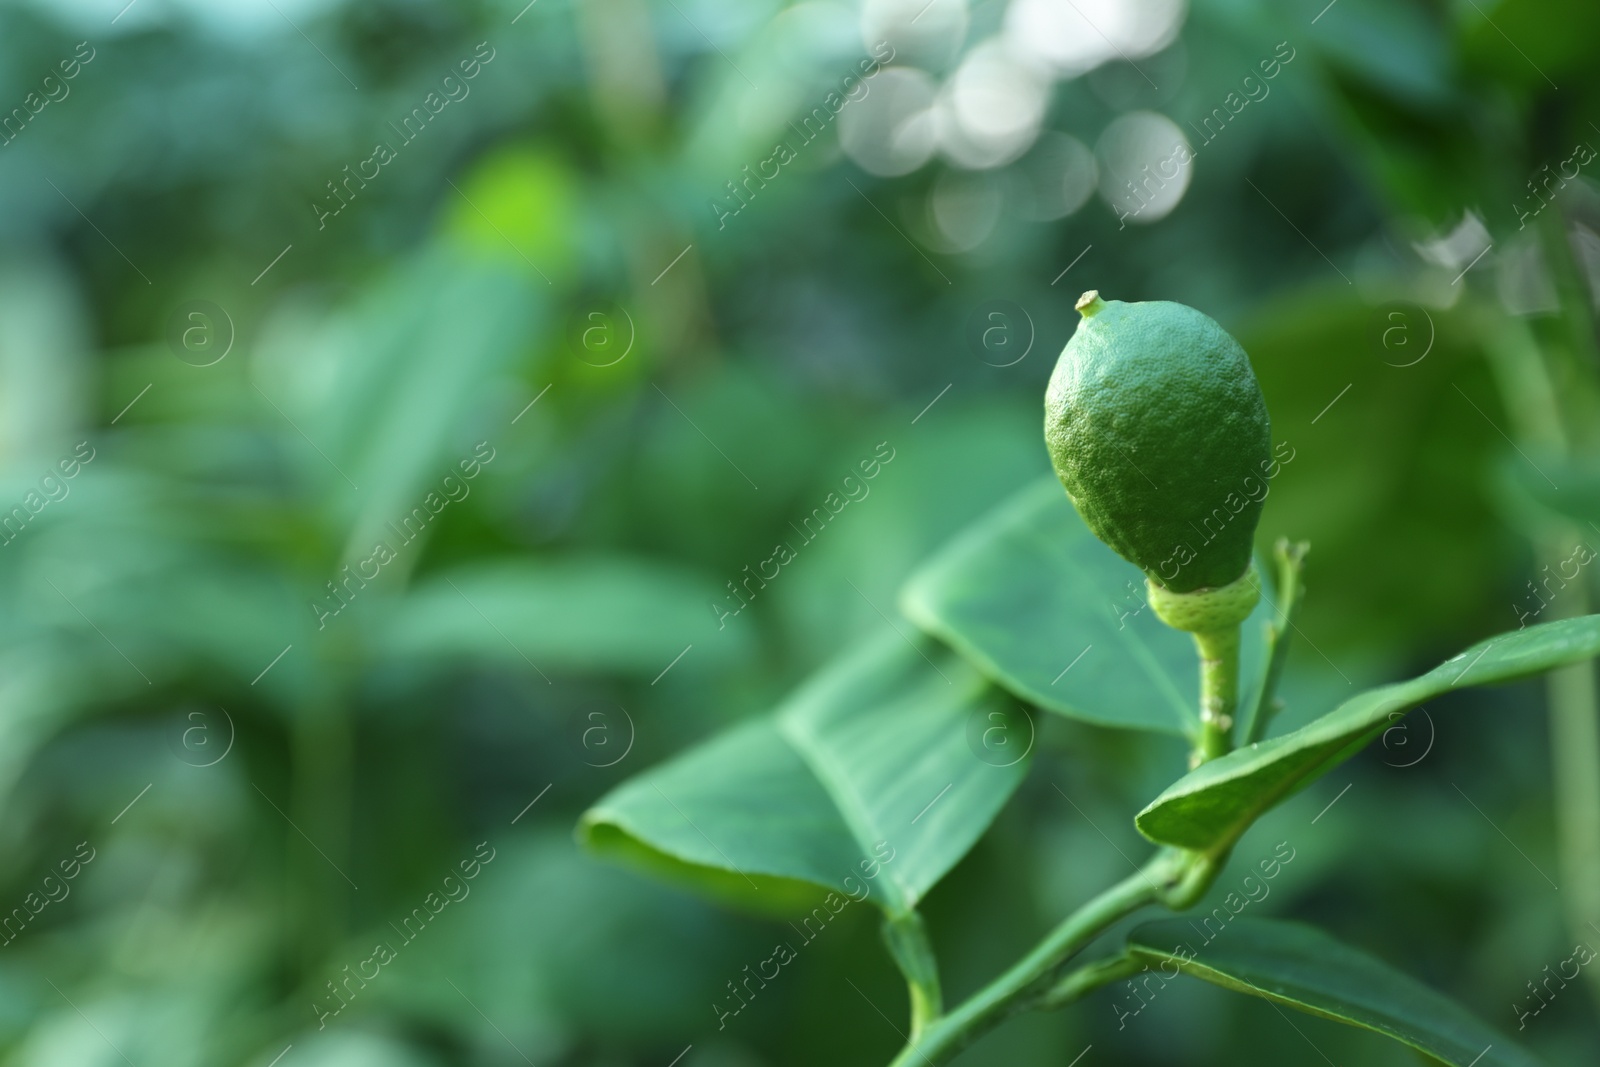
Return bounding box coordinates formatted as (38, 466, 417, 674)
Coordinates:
(0, 0, 1595, 1062)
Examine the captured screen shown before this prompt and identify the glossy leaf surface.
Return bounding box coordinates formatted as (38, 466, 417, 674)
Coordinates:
(1137, 615, 1600, 850)
(581, 633, 1031, 916)
(902, 477, 1272, 736)
(1128, 919, 1542, 1067)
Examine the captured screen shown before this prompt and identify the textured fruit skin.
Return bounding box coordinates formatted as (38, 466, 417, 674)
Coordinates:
(1045, 294, 1271, 593)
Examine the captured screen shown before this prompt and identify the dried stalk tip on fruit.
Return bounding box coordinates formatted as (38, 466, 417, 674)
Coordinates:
(1044, 291, 1273, 594)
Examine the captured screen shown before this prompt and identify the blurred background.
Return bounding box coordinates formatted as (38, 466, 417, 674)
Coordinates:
(0, 0, 1597, 1062)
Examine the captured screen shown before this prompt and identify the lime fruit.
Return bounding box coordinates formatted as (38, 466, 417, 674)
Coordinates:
(1045, 291, 1272, 593)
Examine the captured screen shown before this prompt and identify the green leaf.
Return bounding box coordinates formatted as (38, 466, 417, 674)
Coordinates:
(1126, 919, 1542, 1067)
(1137, 614, 1600, 851)
(901, 477, 1271, 736)
(1494, 452, 1600, 535)
(1238, 288, 1507, 659)
(579, 633, 1031, 916)
(381, 556, 750, 676)
(253, 252, 539, 521)
(1457, 0, 1600, 88)
(1307, 0, 1454, 109)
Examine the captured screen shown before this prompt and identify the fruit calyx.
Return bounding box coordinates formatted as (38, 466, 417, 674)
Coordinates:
(1145, 564, 1261, 634)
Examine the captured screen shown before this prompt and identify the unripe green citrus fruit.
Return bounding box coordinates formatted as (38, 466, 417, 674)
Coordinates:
(1045, 291, 1272, 593)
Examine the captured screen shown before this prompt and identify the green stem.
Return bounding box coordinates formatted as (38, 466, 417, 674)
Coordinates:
(1531, 214, 1600, 1010)
(884, 850, 1213, 1067)
(1541, 536, 1600, 1011)
(1144, 568, 1258, 765)
(879, 555, 1247, 1062)
(1488, 211, 1600, 1011)
(1243, 540, 1309, 745)
(1534, 205, 1600, 449)
(293, 685, 351, 975)
(882, 911, 942, 1038)
(1193, 625, 1241, 765)
(1035, 951, 1144, 1011)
